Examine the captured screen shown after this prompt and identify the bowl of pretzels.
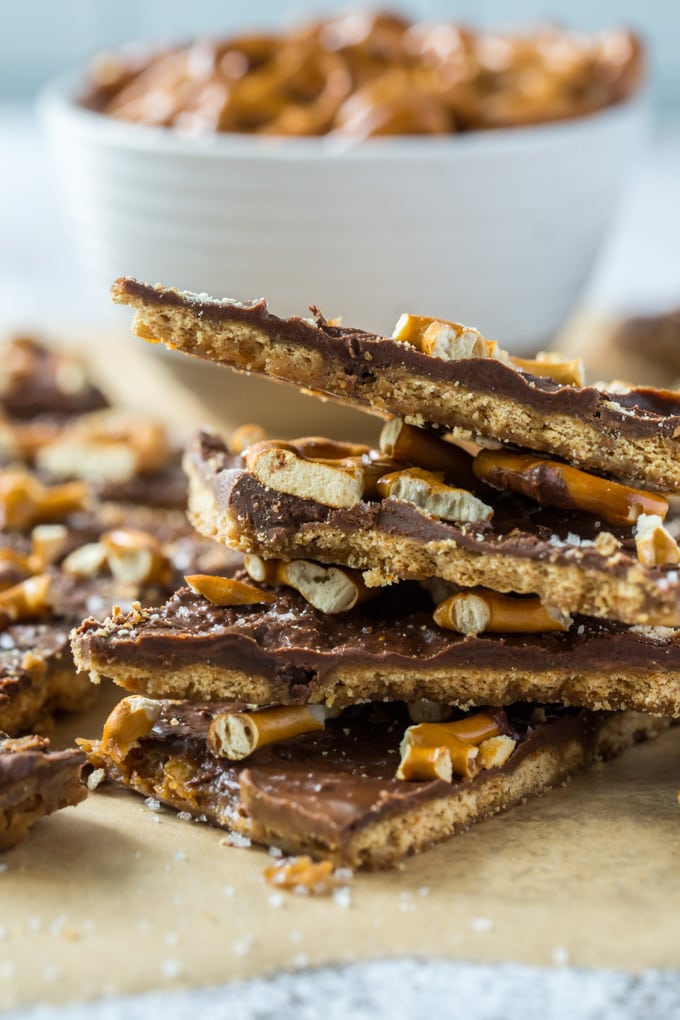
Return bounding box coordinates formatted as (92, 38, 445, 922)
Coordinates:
(40, 12, 647, 351)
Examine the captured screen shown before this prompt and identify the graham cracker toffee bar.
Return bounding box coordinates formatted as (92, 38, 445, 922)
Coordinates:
(0, 733, 86, 850)
(183, 431, 680, 628)
(81, 698, 665, 870)
(113, 279, 680, 493)
(73, 581, 680, 716)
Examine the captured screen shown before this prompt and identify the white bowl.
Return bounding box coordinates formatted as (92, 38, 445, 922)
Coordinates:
(39, 72, 647, 351)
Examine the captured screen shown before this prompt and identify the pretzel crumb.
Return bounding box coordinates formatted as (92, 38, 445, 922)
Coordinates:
(264, 855, 352, 896)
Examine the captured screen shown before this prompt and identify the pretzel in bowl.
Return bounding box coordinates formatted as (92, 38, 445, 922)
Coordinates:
(83, 14, 643, 138)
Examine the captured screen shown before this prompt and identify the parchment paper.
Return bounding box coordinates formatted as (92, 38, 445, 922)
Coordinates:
(0, 321, 678, 1009)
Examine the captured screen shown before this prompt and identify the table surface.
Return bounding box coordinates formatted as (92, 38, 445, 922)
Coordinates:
(2, 103, 680, 1020)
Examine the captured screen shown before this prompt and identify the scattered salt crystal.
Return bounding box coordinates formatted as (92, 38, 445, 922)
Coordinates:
(161, 958, 183, 979)
(137, 919, 152, 934)
(144, 797, 161, 813)
(165, 932, 179, 947)
(292, 953, 310, 968)
(334, 867, 353, 882)
(472, 917, 493, 933)
(223, 832, 251, 848)
(418, 886, 430, 897)
(232, 936, 254, 957)
(87, 768, 106, 791)
(552, 946, 570, 966)
(289, 929, 303, 943)
(223, 884, 236, 898)
(268, 845, 283, 858)
(174, 850, 188, 862)
(49, 914, 68, 936)
(133, 850, 142, 860)
(0, 960, 16, 979)
(333, 886, 352, 909)
(150, 814, 160, 824)
(43, 964, 62, 983)
(176, 811, 192, 822)
(0, 862, 7, 874)
(268, 892, 285, 909)
(27, 916, 42, 933)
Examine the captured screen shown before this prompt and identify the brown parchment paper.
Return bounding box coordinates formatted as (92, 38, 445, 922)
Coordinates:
(0, 321, 679, 1009)
(1, 687, 679, 1010)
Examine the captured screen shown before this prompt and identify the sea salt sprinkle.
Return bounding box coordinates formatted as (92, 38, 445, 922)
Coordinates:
(222, 832, 252, 848)
(161, 958, 183, 979)
(333, 886, 352, 909)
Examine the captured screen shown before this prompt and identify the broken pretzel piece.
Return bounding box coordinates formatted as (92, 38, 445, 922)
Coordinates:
(36, 408, 170, 483)
(264, 855, 337, 895)
(208, 704, 327, 760)
(393, 315, 582, 386)
(635, 513, 680, 568)
(0, 471, 88, 531)
(100, 695, 162, 763)
(228, 423, 268, 455)
(473, 449, 668, 527)
(511, 352, 585, 387)
(0, 574, 52, 629)
(102, 528, 173, 586)
(393, 314, 504, 362)
(185, 574, 275, 607)
(244, 441, 365, 509)
(398, 710, 512, 782)
(379, 418, 475, 487)
(396, 743, 452, 782)
(434, 589, 572, 636)
(29, 524, 69, 572)
(376, 466, 492, 524)
(244, 555, 375, 613)
(478, 734, 517, 770)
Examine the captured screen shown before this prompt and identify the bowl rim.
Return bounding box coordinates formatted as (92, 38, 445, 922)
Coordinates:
(37, 67, 648, 161)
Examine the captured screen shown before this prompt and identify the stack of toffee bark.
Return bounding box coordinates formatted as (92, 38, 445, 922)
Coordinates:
(73, 281, 680, 871)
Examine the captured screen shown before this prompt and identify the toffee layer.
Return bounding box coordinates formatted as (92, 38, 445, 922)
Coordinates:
(74, 583, 680, 715)
(185, 432, 680, 627)
(114, 279, 680, 492)
(82, 700, 665, 869)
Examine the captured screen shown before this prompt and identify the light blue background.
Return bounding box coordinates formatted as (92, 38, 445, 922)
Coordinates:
(1, 0, 678, 111)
